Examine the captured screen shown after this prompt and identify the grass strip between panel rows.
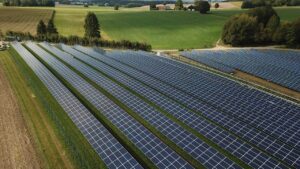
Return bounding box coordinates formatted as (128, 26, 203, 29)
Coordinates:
(6, 47, 106, 169)
(41, 44, 204, 168)
(74, 50, 255, 169)
(26, 44, 157, 169)
(83, 50, 297, 168)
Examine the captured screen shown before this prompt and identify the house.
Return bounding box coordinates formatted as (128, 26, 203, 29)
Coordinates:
(157, 5, 172, 10)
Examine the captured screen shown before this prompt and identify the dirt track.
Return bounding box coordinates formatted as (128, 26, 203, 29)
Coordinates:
(0, 64, 41, 169)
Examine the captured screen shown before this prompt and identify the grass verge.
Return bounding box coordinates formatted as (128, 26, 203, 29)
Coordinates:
(4, 47, 106, 169)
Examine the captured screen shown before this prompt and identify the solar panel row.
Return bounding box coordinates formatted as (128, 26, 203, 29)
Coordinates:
(107, 51, 300, 152)
(103, 50, 300, 168)
(57, 43, 241, 169)
(75, 45, 300, 167)
(181, 49, 300, 91)
(11, 42, 142, 169)
(25, 42, 193, 169)
(13, 41, 300, 168)
(72, 45, 298, 168)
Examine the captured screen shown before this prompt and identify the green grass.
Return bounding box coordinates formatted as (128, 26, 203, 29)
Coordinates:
(275, 7, 300, 21)
(0, 48, 106, 169)
(53, 7, 300, 49)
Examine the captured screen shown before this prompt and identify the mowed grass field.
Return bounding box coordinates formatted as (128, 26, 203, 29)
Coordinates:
(53, 6, 300, 49)
(0, 6, 299, 49)
(0, 8, 53, 35)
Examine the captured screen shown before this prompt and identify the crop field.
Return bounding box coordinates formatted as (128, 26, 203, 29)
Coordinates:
(8, 41, 300, 168)
(0, 8, 53, 35)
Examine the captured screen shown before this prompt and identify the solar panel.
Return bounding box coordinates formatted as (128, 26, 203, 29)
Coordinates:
(74, 45, 300, 168)
(57, 43, 244, 168)
(11, 42, 142, 169)
(181, 49, 300, 91)
(26, 42, 193, 169)
(106, 50, 300, 152)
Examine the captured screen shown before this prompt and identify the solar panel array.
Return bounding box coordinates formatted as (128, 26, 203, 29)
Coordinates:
(181, 49, 300, 91)
(12, 41, 300, 169)
(107, 50, 300, 150)
(25, 42, 193, 169)
(59, 43, 277, 168)
(105, 50, 300, 168)
(73, 45, 297, 168)
(11, 42, 142, 169)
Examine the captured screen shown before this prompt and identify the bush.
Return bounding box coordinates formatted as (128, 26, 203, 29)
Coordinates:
(287, 0, 300, 5)
(241, 1, 254, 8)
(222, 5, 300, 48)
(247, 6, 278, 26)
(5, 31, 152, 51)
(175, 0, 184, 10)
(195, 0, 210, 14)
(222, 14, 258, 46)
(188, 5, 195, 10)
(114, 5, 119, 10)
(150, 4, 157, 10)
(286, 18, 300, 48)
(272, 22, 292, 44)
(252, 0, 266, 6)
(214, 3, 219, 9)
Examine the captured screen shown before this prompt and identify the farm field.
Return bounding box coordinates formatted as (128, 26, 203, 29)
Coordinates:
(0, 8, 53, 35)
(0, 6, 299, 49)
(0, 51, 41, 169)
(8, 41, 300, 168)
(54, 6, 300, 49)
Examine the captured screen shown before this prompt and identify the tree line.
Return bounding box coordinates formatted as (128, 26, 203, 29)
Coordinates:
(3, 0, 54, 6)
(222, 6, 300, 48)
(3, 12, 151, 51)
(241, 0, 300, 8)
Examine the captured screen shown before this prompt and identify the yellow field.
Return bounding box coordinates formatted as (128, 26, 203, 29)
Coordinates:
(0, 8, 53, 35)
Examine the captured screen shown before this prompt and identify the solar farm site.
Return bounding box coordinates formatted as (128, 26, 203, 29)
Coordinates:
(10, 41, 300, 168)
(181, 49, 300, 92)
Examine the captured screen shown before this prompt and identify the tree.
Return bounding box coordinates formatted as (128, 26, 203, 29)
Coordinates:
(175, 0, 184, 10)
(252, 0, 266, 6)
(241, 1, 254, 8)
(150, 4, 157, 10)
(214, 3, 219, 9)
(114, 4, 119, 10)
(37, 20, 47, 35)
(46, 19, 58, 34)
(286, 18, 300, 47)
(84, 12, 100, 38)
(222, 14, 258, 46)
(247, 6, 278, 26)
(287, 0, 300, 6)
(195, 0, 210, 14)
(272, 22, 292, 44)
